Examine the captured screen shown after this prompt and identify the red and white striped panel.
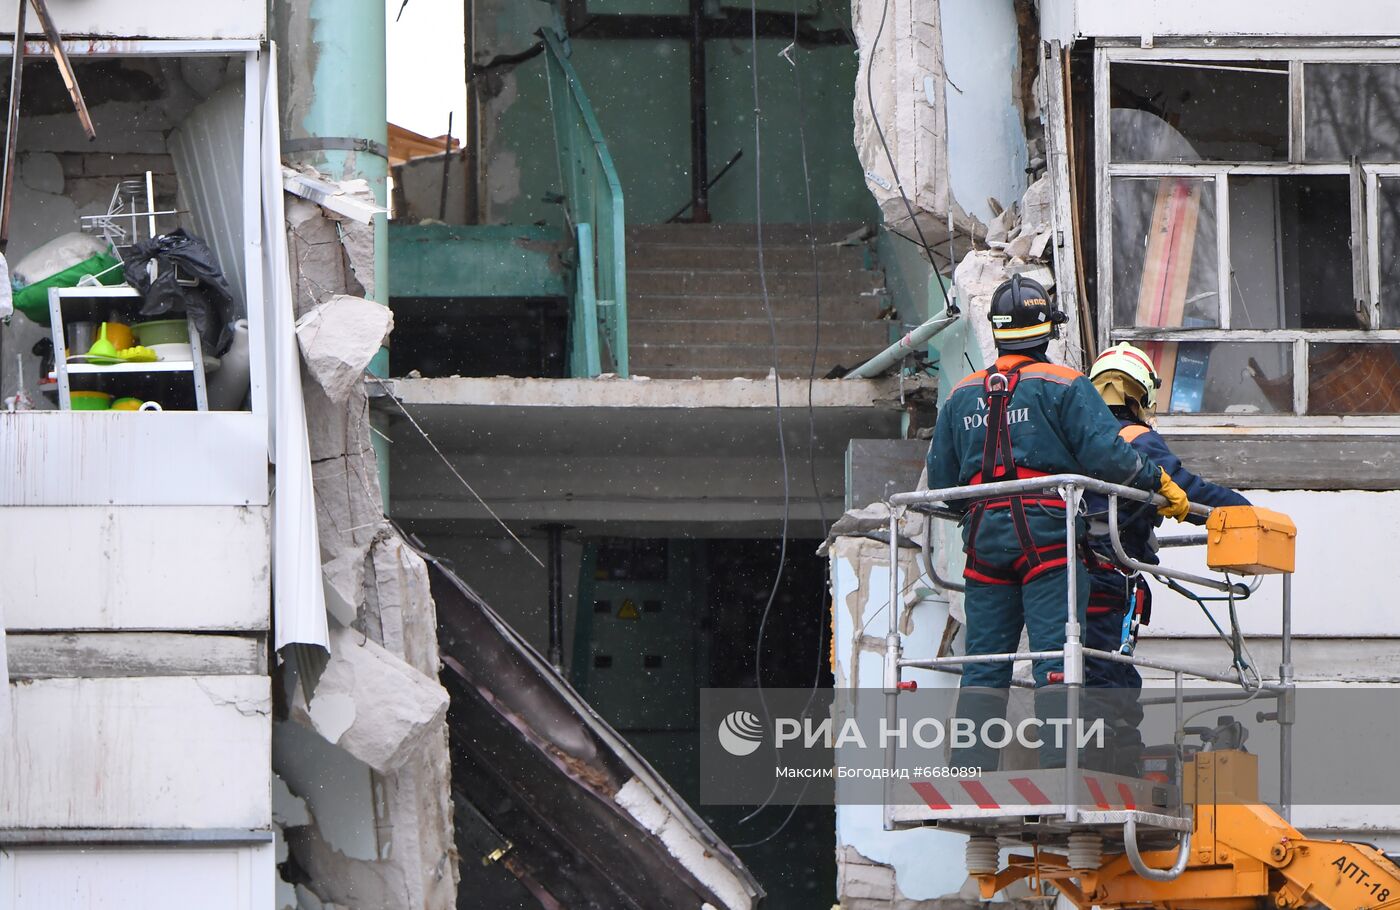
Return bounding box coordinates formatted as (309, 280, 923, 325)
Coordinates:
(904, 771, 1155, 818)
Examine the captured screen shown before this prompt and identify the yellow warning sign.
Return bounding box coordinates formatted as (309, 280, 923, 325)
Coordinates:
(617, 599, 640, 620)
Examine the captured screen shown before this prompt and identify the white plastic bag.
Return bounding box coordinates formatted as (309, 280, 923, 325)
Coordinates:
(11, 231, 108, 288)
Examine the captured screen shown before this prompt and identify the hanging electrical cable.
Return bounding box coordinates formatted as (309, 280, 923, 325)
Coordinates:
(739, 0, 791, 825)
(732, 6, 833, 849)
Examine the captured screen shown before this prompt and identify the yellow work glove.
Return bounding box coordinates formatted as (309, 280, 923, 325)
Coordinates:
(1156, 468, 1191, 522)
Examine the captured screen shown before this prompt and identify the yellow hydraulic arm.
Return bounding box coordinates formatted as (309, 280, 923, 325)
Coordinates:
(978, 750, 1400, 910)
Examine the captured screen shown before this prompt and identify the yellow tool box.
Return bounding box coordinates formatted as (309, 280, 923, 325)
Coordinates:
(1205, 505, 1296, 575)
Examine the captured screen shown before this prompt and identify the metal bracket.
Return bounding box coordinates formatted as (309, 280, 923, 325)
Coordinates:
(282, 136, 391, 160)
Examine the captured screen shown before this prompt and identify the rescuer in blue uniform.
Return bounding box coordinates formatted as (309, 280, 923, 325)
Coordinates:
(1082, 342, 1250, 775)
(926, 277, 1193, 770)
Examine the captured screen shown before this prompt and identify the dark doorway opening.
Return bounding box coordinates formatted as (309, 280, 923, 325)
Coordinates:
(389, 296, 569, 378)
(572, 535, 835, 910)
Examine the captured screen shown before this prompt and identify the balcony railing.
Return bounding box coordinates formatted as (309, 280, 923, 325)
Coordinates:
(541, 29, 628, 378)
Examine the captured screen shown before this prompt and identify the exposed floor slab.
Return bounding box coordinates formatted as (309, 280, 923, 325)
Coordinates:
(383, 374, 926, 409)
(382, 376, 924, 536)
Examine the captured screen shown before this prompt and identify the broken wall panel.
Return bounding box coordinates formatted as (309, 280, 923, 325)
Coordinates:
(853, 0, 1033, 249)
(0, 505, 268, 631)
(852, 0, 959, 243)
(0, 676, 270, 829)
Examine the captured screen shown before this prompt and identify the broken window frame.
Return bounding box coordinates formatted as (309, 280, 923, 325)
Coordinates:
(1095, 46, 1400, 426)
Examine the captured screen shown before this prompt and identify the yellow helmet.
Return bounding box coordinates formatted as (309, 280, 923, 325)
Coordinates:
(1090, 342, 1161, 412)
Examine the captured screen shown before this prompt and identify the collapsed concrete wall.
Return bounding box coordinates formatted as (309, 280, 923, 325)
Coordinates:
(274, 179, 457, 910)
(853, 0, 971, 244)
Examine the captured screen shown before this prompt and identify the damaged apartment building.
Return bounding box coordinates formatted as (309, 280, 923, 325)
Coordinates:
(0, 0, 763, 908)
(9, 0, 1400, 909)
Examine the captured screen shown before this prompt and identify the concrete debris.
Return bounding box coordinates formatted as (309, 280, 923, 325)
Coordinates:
(296, 294, 394, 402)
(284, 166, 387, 225)
(283, 174, 458, 909)
(985, 204, 1018, 245)
(821, 503, 928, 555)
(984, 175, 1053, 262)
(1019, 175, 1053, 239)
(340, 219, 378, 300)
(369, 532, 442, 675)
(954, 247, 1076, 369)
(321, 545, 368, 627)
(287, 823, 411, 909)
(291, 623, 450, 774)
(295, 883, 351, 910)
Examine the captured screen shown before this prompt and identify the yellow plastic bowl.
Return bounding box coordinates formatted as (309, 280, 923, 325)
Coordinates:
(111, 397, 143, 411)
(70, 390, 112, 411)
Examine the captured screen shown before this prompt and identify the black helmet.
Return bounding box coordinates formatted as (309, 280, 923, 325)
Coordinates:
(987, 275, 1066, 351)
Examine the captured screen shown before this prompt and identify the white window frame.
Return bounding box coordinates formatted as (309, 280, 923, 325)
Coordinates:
(1095, 45, 1400, 428)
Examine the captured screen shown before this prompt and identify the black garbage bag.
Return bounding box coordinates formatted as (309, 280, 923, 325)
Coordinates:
(122, 228, 235, 354)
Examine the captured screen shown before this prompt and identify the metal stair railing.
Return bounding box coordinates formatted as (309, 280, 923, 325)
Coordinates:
(541, 29, 629, 378)
(879, 474, 1296, 842)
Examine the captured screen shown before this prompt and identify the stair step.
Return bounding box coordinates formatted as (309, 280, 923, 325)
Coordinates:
(628, 242, 872, 272)
(628, 293, 884, 322)
(628, 319, 889, 348)
(626, 268, 881, 298)
(626, 221, 870, 245)
(619, 222, 887, 379)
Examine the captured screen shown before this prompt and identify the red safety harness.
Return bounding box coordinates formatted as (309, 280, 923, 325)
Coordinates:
(963, 361, 1070, 586)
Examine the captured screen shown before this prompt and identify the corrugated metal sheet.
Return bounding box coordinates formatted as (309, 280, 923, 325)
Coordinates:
(169, 78, 247, 317)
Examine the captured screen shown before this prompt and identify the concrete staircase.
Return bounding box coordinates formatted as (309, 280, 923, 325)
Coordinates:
(626, 222, 892, 379)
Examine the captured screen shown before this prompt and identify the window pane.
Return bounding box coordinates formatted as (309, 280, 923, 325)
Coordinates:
(1138, 341, 1293, 415)
(1304, 64, 1400, 161)
(1228, 175, 1355, 329)
(1112, 176, 1220, 329)
(1110, 61, 1288, 162)
(1307, 344, 1400, 414)
(1377, 177, 1400, 327)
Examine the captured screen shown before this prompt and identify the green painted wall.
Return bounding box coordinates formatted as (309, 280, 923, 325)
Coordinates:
(388, 224, 567, 298)
(705, 38, 871, 223)
(487, 30, 871, 225)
